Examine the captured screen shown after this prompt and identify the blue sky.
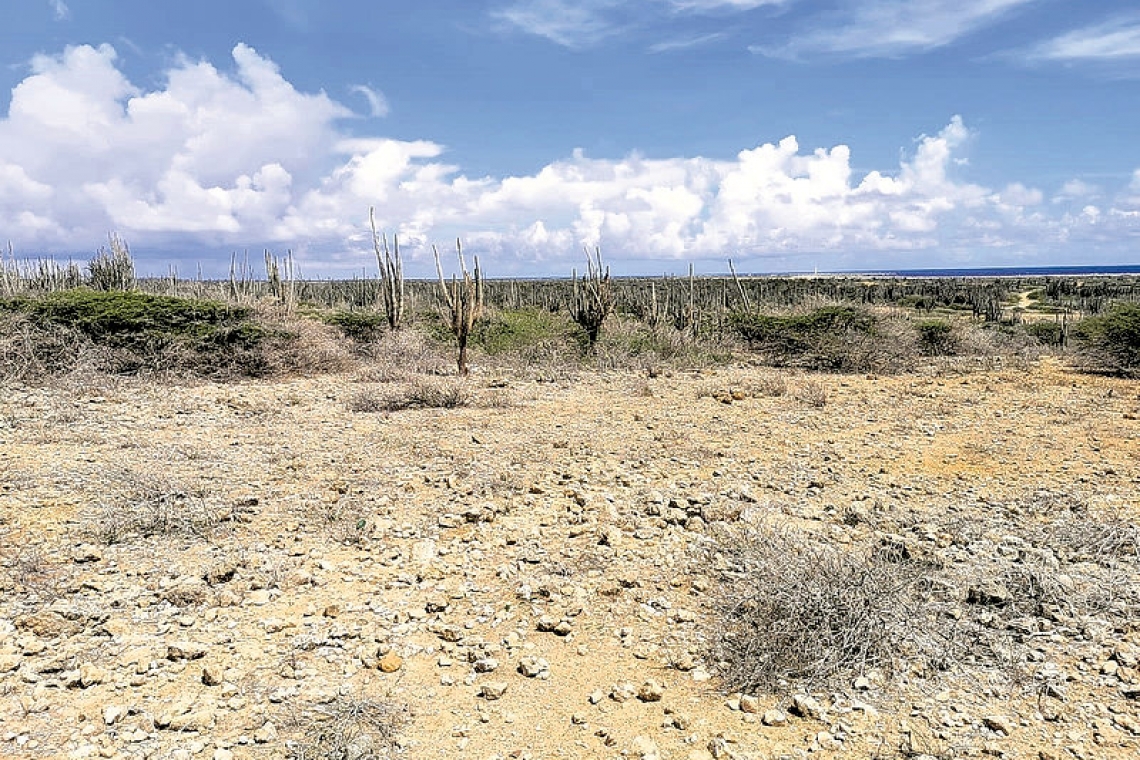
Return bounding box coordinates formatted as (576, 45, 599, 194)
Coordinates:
(2, 1, 1140, 276)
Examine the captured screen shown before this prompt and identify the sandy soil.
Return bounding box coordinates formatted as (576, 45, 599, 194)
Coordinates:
(1, 357, 1138, 760)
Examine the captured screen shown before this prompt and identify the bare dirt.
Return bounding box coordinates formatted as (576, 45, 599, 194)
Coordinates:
(1, 357, 1138, 760)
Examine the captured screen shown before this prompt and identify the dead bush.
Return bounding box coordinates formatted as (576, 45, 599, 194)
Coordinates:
(707, 524, 928, 693)
(288, 695, 406, 760)
(84, 468, 222, 544)
(353, 379, 471, 413)
(794, 378, 828, 407)
(356, 328, 451, 382)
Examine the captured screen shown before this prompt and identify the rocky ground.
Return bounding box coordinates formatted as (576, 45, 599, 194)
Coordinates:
(1, 356, 1138, 760)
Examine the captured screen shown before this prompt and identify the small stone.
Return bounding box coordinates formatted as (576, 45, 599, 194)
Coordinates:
(166, 642, 207, 661)
(762, 709, 787, 726)
(631, 735, 660, 760)
(162, 576, 210, 607)
(536, 615, 560, 633)
(253, 722, 278, 744)
(202, 663, 225, 686)
(739, 694, 760, 714)
(790, 694, 823, 720)
(707, 735, 738, 759)
(78, 663, 106, 688)
(378, 652, 404, 673)
(72, 545, 103, 564)
(0, 655, 19, 674)
(638, 680, 665, 702)
(983, 715, 1015, 735)
(517, 656, 549, 678)
(479, 681, 508, 700)
(473, 658, 499, 673)
(103, 705, 127, 726)
(213, 750, 234, 760)
(203, 563, 237, 585)
(553, 621, 573, 636)
(599, 526, 623, 547)
(611, 682, 639, 702)
(588, 690, 605, 704)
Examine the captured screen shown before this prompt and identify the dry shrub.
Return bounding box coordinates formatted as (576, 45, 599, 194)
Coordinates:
(288, 695, 406, 760)
(84, 468, 222, 544)
(351, 379, 471, 413)
(355, 328, 451, 382)
(216, 312, 354, 380)
(707, 524, 927, 693)
(794, 378, 828, 407)
(591, 317, 733, 372)
(747, 370, 788, 397)
(697, 370, 787, 402)
(0, 312, 100, 385)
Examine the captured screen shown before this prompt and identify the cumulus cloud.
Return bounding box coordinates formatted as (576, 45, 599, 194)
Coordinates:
(0, 43, 1136, 274)
(754, 0, 1039, 60)
(1054, 179, 1099, 202)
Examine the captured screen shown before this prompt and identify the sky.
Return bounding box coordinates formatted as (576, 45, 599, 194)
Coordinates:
(2, 0, 1140, 277)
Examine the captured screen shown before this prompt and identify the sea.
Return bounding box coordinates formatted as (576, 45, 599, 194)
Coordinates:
(818, 264, 1140, 278)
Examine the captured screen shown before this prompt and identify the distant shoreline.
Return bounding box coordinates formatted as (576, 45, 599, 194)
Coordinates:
(768, 264, 1140, 279)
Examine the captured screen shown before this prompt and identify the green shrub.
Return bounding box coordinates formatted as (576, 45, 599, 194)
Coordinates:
(915, 319, 958, 356)
(1072, 303, 1140, 374)
(0, 288, 301, 379)
(4, 289, 259, 351)
(728, 306, 880, 371)
(322, 310, 388, 342)
(1023, 321, 1065, 347)
(472, 308, 571, 355)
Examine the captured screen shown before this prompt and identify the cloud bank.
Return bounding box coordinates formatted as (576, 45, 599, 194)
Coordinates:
(0, 43, 1135, 274)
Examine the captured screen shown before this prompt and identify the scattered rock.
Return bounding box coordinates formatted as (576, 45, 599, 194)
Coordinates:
(762, 709, 787, 727)
(479, 681, 508, 700)
(790, 694, 824, 720)
(983, 715, 1015, 735)
(638, 680, 665, 702)
(378, 651, 404, 673)
(517, 656, 550, 678)
(166, 642, 207, 661)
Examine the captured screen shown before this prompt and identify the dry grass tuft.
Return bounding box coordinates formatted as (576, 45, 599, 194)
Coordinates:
(794, 378, 828, 407)
(288, 695, 406, 760)
(707, 524, 926, 693)
(84, 468, 223, 545)
(349, 379, 471, 413)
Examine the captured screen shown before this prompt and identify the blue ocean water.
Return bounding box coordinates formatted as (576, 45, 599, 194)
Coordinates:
(829, 264, 1140, 278)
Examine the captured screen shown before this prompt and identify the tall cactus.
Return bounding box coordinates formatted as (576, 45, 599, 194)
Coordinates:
(433, 239, 483, 376)
(369, 207, 404, 330)
(570, 247, 613, 350)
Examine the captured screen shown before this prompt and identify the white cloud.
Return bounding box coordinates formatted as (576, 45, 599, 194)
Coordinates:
(1, 43, 1136, 274)
(1054, 179, 1099, 202)
(754, 0, 1038, 60)
(649, 32, 728, 53)
(1027, 16, 1140, 62)
(996, 182, 1043, 208)
(494, 0, 783, 48)
(492, 0, 619, 48)
(349, 85, 390, 118)
(49, 0, 70, 21)
(668, 0, 784, 10)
